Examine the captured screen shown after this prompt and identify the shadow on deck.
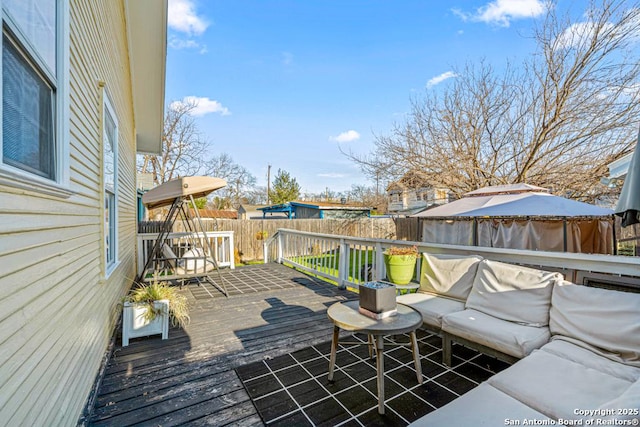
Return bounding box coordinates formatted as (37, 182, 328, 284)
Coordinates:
(84, 263, 509, 426)
(85, 263, 355, 426)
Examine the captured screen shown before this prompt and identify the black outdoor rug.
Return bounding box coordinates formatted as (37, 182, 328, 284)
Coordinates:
(236, 330, 511, 426)
(186, 268, 301, 299)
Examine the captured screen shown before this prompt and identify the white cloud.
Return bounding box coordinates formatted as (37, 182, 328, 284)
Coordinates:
(168, 0, 209, 36)
(168, 36, 208, 53)
(318, 173, 346, 178)
(170, 96, 231, 116)
(426, 71, 458, 88)
(282, 51, 294, 66)
(329, 130, 361, 143)
(553, 7, 640, 50)
(556, 22, 596, 49)
(454, 0, 546, 27)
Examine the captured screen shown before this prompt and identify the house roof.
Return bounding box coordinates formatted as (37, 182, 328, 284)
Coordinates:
(608, 151, 634, 180)
(464, 183, 549, 197)
(290, 201, 372, 210)
(238, 204, 270, 213)
(193, 209, 238, 219)
(125, 0, 167, 154)
(385, 169, 433, 192)
(258, 201, 372, 212)
(256, 201, 372, 217)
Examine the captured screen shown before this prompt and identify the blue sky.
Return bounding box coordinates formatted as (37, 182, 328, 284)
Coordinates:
(164, 0, 568, 194)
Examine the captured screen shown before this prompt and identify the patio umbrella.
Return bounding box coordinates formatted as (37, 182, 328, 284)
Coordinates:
(615, 135, 640, 227)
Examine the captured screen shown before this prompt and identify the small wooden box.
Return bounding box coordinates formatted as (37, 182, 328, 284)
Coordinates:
(359, 281, 397, 314)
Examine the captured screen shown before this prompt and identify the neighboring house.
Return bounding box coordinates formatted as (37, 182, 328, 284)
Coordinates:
(0, 1, 167, 425)
(605, 151, 634, 184)
(238, 204, 274, 220)
(387, 181, 450, 215)
(137, 173, 155, 221)
(137, 172, 155, 191)
(258, 201, 373, 219)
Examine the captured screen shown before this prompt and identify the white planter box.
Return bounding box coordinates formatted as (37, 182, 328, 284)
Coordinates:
(122, 299, 169, 346)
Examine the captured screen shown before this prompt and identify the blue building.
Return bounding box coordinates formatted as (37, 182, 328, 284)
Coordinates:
(258, 201, 372, 219)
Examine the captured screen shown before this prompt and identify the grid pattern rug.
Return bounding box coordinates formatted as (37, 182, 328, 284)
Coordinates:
(236, 330, 511, 426)
(187, 267, 306, 299)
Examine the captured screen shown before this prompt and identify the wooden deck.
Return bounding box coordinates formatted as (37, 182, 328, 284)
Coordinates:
(84, 263, 356, 426)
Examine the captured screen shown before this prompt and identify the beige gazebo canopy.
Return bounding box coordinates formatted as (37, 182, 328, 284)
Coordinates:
(413, 184, 614, 254)
(142, 176, 227, 209)
(137, 176, 229, 295)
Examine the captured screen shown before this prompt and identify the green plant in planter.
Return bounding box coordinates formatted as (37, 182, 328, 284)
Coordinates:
(123, 280, 190, 328)
(383, 245, 418, 285)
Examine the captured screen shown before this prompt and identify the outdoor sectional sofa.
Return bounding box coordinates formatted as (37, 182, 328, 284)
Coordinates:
(397, 253, 640, 426)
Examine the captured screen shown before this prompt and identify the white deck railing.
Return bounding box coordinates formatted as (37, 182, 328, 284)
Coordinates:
(264, 228, 640, 290)
(137, 231, 235, 277)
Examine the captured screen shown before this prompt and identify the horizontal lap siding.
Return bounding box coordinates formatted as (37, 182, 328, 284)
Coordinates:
(0, 1, 138, 425)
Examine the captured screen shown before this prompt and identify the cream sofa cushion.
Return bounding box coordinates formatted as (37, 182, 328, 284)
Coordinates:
(161, 244, 215, 274)
(162, 243, 182, 268)
(397, 292, 465, 328)
(408, 383, 549, 427)
(441, 309, 550, 358)
(465, 259, 561, 326)
(550, 281, 640, 366)
(488, 347, 633, 420)
(419, 253, 483, 300)
(596, 380, 640, 423)
(541, 338, 640, 383)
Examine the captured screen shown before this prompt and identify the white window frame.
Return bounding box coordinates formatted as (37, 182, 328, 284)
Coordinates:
(103, 92, 118, 275)
(0, 0, 71, 197)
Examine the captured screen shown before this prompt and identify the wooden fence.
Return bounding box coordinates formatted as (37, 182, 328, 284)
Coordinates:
(139, 217, 398, 261)
(395, 217, 421, 241)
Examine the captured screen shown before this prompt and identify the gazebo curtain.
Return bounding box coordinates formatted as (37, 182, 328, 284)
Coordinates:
(421, 218, 613, 254)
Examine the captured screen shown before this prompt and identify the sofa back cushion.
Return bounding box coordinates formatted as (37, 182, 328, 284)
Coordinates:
(550, 280, 640, 365)
(162, 243, 181, 268)
(420, 253, 483, 300)
(465, 259, 561, 326)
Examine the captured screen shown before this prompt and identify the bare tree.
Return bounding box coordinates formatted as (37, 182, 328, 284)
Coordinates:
(347, 184, 389, 212)
(138, 100, 208, 185)
(206, 153, 257, 209)
(345, 0, 640, 202)
(243, 186, 268, 205)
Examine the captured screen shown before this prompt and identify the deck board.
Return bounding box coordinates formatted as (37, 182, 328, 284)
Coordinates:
(86, 263, 355, 426)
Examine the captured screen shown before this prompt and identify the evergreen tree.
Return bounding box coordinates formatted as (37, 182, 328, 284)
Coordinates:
(269, 169, 301, 204)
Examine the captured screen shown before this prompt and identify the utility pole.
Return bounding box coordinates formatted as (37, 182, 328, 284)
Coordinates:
(267, 164, 271, 205)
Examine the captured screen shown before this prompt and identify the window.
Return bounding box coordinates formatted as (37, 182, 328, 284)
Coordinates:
(0, 0, 69, 195)
(103, 96, 117, 271)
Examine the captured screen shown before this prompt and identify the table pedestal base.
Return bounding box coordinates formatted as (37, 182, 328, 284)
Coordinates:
(328, 328, 423, 415)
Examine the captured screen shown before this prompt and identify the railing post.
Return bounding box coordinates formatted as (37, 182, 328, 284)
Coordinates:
(338, 238, 347, 289)
(375, 242, 384, 280)
(277, 232, 283, 263)
(137, 235, 144, 277)
(263, 231, 277, 264)
(228, 232, 235, 269)
(263, 238, 269, 264)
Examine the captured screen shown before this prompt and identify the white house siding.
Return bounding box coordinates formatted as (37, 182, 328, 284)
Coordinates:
(0, 1, 139, 425)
